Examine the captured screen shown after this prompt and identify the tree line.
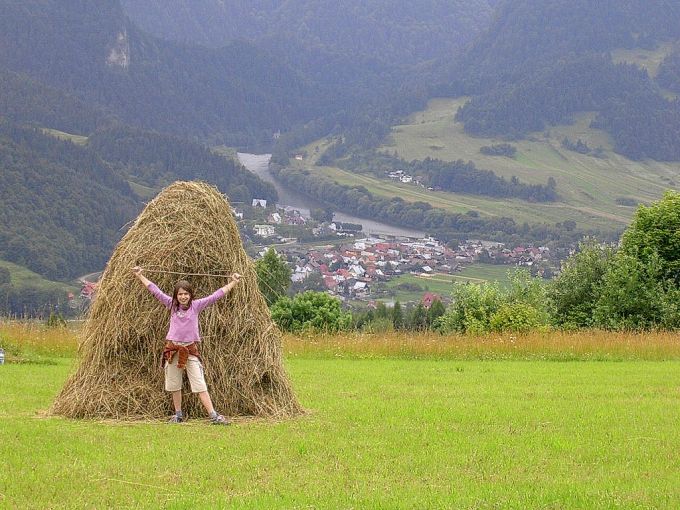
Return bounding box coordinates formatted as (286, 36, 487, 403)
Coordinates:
(336, 151, 557, 202)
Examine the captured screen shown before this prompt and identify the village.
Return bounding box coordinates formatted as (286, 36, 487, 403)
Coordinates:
(274, 236, 550, 302)
(239, 201, 551, 304)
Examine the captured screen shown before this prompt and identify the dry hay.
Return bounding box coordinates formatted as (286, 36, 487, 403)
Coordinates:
(52, 181, 303, 420)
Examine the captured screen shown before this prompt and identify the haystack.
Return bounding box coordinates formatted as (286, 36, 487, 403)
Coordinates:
(52, 181, 303, 420)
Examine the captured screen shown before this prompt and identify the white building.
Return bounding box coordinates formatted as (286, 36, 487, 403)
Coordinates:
(254, 224, 275, 237)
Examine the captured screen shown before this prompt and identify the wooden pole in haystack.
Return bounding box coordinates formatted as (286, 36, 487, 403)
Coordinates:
(52, 181, 303, 420)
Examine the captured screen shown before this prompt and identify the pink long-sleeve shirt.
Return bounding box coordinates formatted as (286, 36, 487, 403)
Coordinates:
(148, 283, 225, 343)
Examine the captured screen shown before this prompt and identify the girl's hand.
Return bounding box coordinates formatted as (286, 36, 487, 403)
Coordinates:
(231, 273, 242, 282)
(132, 266, 143, 276)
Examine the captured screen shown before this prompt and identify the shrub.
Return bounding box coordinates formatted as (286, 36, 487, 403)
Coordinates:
(436, 269, 549, 334)
(620, 190, 680, 284)
(547, 240, 616, 328)
(490, 303, 547, 333)
(361, 317, 394, 333)
(592, 252, 667, 330)
(270, 291, 352, 333)
(435, 281, 504, 334)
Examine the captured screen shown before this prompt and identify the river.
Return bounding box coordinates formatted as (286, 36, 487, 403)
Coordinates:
(237, 153, 424, 238)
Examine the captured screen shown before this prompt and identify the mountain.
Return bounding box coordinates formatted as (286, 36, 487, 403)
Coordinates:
(117, 1, 497, 151)
(0, 120, 138, 280)
(120, 0, 495, 66)
(442, 0, 680, 161)
(0, 0, 317, 144)
(451, 0, 680, 94)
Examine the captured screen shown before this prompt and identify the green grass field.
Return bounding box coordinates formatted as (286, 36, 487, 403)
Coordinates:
(2, 351, 680, 508)
(612, 42, 675, 80)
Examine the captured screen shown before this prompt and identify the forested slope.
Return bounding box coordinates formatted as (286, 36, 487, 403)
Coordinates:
(0, 121, 137, 280)
(0, 0, 315, 144)
(443, 0, 680, 162)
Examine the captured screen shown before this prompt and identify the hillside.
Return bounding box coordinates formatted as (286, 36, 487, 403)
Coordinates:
(0, 121, 138, 280)
(120, 0, 495, 65)
(0, 0, 316, 144)
(383, 99, 676, 228)
(289, 98, 676, 235)
(0, 259, 79, 316)
(0, 119, 278, 283)
(440, 0, 680, 162)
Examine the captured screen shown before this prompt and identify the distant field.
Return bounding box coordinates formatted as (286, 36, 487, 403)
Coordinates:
(2, 325, 680, 508)
(383, 264, 514, 303)
(0, 259, 77, 294)
(127, 180, 158, 200)
(40, 128, 88, 145)
(302, 96, 678, 232)
(383, 99, 677, 229)
(612, 41, 674, 79)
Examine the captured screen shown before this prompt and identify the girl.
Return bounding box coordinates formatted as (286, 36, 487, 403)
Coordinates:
(132, 266, 241, 424)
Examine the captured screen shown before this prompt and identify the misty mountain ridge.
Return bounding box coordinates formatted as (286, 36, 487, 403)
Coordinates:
(443, 0, 680, 162)
(119, 0, 496, 66)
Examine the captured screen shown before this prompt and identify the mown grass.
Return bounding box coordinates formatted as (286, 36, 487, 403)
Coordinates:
(2, 323, 680, 508)
(40, 128, 88, 145)
(611, 42, 675, 79)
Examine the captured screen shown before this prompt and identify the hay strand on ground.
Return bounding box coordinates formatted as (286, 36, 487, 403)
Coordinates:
(52, 181, 303, 420)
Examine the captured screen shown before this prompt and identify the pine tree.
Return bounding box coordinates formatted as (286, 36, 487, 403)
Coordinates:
(392, 300, 403, 330)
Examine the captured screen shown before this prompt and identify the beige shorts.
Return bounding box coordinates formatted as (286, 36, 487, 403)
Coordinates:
(164, 353, 207, 393)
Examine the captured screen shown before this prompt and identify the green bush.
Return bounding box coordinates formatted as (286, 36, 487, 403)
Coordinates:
(547, 240, 616, 328)
(436, 269, 549, 334)
(490, 303, 547, 333)
(270, 291, 352, 333)
(435, 281, 504, 334)
(592, 252, 668, 331)
(361, 317, 394, 334)
(621, 190, 680, 284)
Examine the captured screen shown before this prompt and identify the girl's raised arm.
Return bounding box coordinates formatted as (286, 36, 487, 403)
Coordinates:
(132, 266, 172, 308)
(193, 273, 242, 312)
(132, 266, 153, 288)
(220, 273, 242, 295)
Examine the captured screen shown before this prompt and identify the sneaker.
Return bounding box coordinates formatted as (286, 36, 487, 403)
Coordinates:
(168, 413, 183, 423)
(211, 413, 230, 425)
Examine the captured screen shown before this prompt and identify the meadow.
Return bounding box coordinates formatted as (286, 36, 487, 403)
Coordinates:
(301, 96, 678, 232)
(383, 265, 513, 303)
(2, 323, 680, 509)
(0, 259, 78, 295)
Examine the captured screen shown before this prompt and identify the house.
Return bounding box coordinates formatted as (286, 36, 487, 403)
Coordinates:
(422, 292, 441, 309)
(352, 281, 370, 297)
(349, 264, 366, 277)
(254, 224, 275, 237)
(252, 198, 267, 208)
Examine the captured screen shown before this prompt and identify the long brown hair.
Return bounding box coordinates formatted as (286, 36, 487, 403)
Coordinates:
(172, 280, 194, 311)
